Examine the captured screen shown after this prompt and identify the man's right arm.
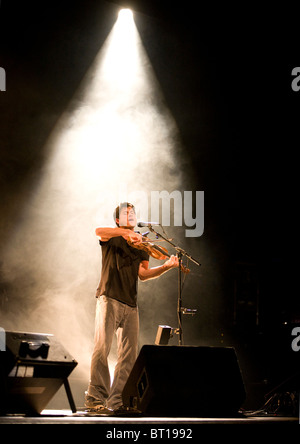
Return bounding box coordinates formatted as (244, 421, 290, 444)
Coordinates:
(95, 227, 142, 243)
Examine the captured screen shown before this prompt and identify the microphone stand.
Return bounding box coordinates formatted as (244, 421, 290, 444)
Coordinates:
(148, 225, 201, 346)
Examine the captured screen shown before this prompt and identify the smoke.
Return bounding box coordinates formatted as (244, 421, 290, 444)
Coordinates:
(0, 11, 195, 407)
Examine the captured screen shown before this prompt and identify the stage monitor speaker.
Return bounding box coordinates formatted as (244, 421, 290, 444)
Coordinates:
(0, 331, 78, 415)
(122, 345, 246, 417)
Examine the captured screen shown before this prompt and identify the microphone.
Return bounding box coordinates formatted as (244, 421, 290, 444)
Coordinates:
(137, 221, 160, 227)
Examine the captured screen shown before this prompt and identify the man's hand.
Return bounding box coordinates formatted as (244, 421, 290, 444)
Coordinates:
(164, 255, 179, 270)
(138, 254, 179, 281)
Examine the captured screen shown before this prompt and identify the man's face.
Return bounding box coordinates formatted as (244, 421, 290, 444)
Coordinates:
(117, 206, 137, 228)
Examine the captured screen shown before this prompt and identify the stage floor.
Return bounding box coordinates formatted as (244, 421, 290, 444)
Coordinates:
(0, 409, 298, 425)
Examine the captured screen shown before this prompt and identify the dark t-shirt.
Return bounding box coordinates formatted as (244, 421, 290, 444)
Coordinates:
(96, 236, 149, 307)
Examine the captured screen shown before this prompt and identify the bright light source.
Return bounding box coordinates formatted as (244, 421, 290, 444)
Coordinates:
(102, 8, 137, 91)
(118, 8, 133, 21)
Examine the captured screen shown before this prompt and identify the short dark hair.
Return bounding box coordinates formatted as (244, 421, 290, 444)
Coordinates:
(113, 202, 135, 227)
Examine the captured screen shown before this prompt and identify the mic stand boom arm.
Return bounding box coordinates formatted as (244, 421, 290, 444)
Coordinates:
(148, 226, 201, 266)
(148, 225, 201, 345)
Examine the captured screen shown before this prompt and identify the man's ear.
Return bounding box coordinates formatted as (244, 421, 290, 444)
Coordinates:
(115, 218, 120, 227)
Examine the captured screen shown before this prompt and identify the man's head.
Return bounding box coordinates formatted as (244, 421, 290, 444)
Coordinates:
(113, 202, 137, 229)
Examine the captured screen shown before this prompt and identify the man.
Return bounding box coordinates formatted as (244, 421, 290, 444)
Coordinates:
(85, 202, 179, 413)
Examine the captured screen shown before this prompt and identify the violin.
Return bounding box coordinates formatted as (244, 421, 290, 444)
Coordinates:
(127, 234, 190, 274)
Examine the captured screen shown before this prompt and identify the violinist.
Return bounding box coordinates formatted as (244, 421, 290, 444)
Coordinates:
(85, 202, 179, 414)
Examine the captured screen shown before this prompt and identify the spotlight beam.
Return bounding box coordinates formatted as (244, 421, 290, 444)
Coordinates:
(2, 4, 186, 384)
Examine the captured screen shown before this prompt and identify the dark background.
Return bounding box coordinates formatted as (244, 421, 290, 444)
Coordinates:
(0, 0, 299, 409)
